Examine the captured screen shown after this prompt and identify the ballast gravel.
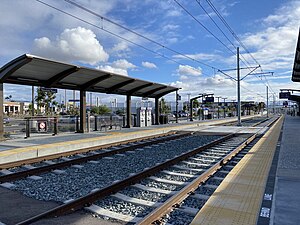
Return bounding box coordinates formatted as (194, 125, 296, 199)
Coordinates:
(120, 187, 169, 203)
(12, 135, 219, 202)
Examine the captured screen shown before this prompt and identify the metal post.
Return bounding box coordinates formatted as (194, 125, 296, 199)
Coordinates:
(90, 92, 92, 110)
(273, 94, 275, 114)
(0, 83, 4, 140)
(222, 98, 227, 118)
(175, 90, 178, 123)
(25, 118, 30, 138)
(216, 97, 220, 119)
(237, 47, 241, 126)
(94, 115, 98, 131)
(87, 112, 90, 133)
(65, 89, 67, 112)
(266, 86, 269, 118)
(187, 93, 191, 121)
(189, 99, 193, 121)
(79, 90, 86, 133)
(126, 95, 131, 128)
(53, 117, 57, 136)
(31, 86, 35, 116)
(155, 97, 159, 125)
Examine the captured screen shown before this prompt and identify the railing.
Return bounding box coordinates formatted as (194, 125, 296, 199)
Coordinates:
(3, 114, 123, 139)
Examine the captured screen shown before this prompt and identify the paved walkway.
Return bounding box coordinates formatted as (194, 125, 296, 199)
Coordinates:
(272, 115, 300, 225)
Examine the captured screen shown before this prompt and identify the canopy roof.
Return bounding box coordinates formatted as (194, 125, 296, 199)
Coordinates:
(0, 54, 178, 98)
(292, 30, 300, 82)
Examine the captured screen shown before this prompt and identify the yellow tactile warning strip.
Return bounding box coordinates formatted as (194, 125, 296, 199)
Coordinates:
(191, 116, 283, 225)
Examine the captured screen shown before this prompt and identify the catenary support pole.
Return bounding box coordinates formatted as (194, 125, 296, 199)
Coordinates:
(237, 47, 241, 126)
(0, 83, 3, 140)
(266, 86, 269, 118)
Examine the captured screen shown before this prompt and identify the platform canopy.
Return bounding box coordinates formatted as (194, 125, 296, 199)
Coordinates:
(292, 30, 300, 82)
(0, 54, 178, 98)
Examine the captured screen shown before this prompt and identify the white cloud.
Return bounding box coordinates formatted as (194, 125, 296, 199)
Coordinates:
(142, 61, 157, 69)
(96, 65, 128, 76)
(111, 59, 136, 70)
(239, 1, 300, 71)
(96, 58, 137, 76)
(33, 27, 109, 65)
(177, 65, 202, 76)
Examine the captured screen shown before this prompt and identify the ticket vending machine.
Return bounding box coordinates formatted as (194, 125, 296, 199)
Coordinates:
(136, 107, 146, 127)
(145, 107, 152, 126)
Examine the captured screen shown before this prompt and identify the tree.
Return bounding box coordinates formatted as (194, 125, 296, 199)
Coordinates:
(91, 105, 111, 115)
(35, 88, 57, 115)
(159, 98, 171, 114)
(193, 99, 199, 108)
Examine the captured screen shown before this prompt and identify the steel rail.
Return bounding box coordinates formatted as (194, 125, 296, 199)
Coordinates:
(137, 116, 281, 224)
(138, 132, 257, 225)
(0, 131, 178, 169)
(0, 132, 192, 183)
(16, 134, 234, 225)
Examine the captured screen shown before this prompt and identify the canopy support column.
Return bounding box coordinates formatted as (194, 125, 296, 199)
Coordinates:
(155, 97, 159, 125)
(0, 83, 3, 140)
(126, 95, 131, 128)
(79, 90, 86, 133)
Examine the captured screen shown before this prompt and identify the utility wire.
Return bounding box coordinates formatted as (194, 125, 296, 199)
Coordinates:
(64, 0, 216, 70)
(204, 0, 275, 93)
(205, 0, 260, 66)
(194, 0, 254, 69)
(173, 0, 236, 56)
(35, 0, 207, 75)
(36, 0, 265, 98)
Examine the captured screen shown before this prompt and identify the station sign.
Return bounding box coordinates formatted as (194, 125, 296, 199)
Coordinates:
(205, 96, 214, 103)
(40, 87, 57, 93)
(68, 99, 80, 102)
(279, 92, 290, 99)
(38, 121, 47, 132)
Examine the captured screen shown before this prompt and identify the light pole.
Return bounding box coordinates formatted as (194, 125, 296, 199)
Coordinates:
(187, 93, 191, 121)
(222, 97, 227, 118)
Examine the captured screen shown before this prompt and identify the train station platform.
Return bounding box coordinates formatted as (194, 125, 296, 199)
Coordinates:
(0, 115, 261, 166)
(191, 115, 300, 225)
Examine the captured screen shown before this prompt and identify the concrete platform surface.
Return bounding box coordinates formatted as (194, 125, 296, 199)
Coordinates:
(191, 116, 283, 225)
(272, 115, 300, 225)
(0, 115, 258, 165)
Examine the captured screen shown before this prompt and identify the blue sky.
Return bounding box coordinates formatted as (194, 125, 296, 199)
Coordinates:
(1, 0, 300, 104)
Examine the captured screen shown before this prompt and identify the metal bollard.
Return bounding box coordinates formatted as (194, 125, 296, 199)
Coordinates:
(53, 117, 58, 136)
(25, 118, 30, 138)
(76, 115, 79, 132)
(94, 115, 98, 131)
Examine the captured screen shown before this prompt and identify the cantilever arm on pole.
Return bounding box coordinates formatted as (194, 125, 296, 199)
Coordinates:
(240, 65, 260, 80)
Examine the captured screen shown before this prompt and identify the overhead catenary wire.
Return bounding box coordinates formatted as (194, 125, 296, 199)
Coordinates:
(173, 0, 236, 57)
(194, 0, 254, 69)
(205, 0, 260, 66)
(35, 0, 209, 76)
(63, 0, 216, 70)
(36, 0, 267, 99)
(203, 0, 275, 94)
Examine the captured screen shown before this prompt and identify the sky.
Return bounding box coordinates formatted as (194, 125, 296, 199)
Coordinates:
(0, 0, 300, 105)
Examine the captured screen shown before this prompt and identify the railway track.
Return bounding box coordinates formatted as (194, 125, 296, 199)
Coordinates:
(0, 132, 192, 182)
(1, 116, 278, 225)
